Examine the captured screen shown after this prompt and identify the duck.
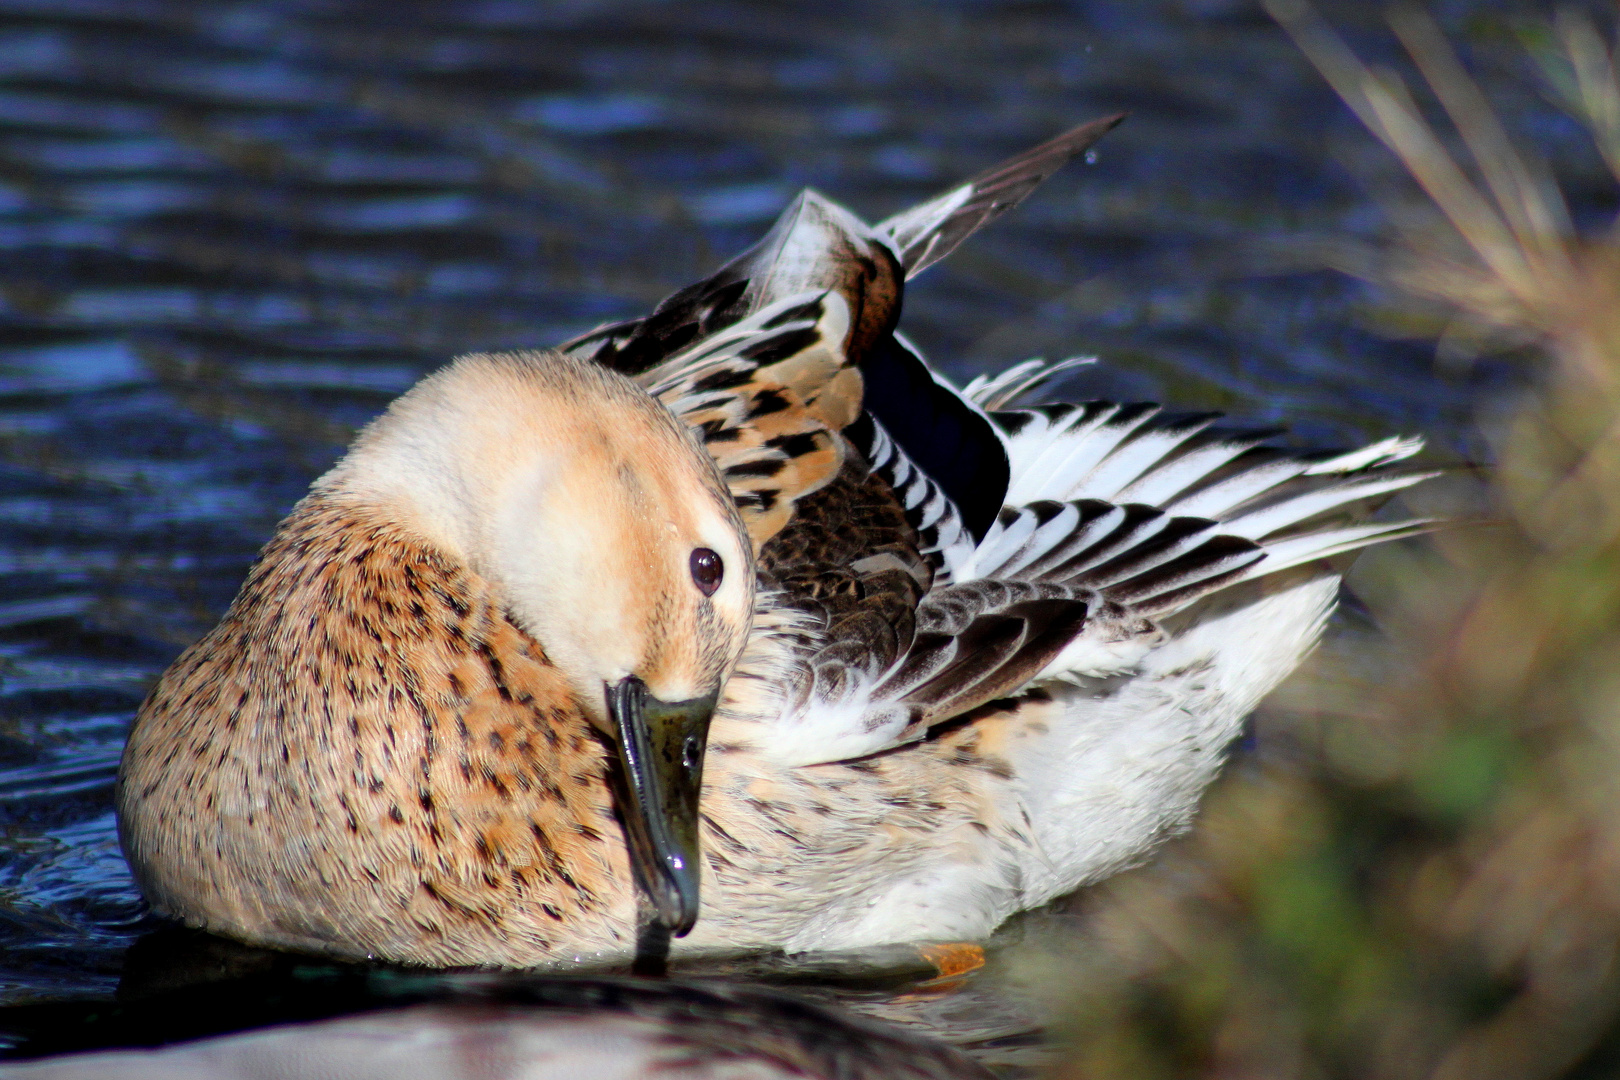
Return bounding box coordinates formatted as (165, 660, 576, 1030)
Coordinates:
(116, 115, 1433, 970)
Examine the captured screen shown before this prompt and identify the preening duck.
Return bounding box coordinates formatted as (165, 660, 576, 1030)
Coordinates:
(117, 116, 1433, 969)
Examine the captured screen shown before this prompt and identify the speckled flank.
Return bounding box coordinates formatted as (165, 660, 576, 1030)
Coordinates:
(692, 704, 1024, 954)
(117, 492, 635, 967)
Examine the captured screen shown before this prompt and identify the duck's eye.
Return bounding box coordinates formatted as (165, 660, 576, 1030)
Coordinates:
(689, 548, 723, 596)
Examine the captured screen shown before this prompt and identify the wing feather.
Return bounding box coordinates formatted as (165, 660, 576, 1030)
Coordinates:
(837, 409, 1435, 742)
(644, 292, 861, 549)
(886, 599, 1093, 725)
(557, 121, 1438, 775)
(878, 114, 1128, 278)
(845, 412, 976, 579)
(962, 355, 1096, 411)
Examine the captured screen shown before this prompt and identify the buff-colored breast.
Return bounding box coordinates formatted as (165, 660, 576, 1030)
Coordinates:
(117, 492, 639, 967)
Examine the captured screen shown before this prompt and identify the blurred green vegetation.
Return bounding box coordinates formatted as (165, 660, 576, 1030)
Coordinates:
(1038, 7, 1620, 1079)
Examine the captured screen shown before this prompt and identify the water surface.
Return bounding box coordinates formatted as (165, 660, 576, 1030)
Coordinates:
(0, 0, 1602, 1070)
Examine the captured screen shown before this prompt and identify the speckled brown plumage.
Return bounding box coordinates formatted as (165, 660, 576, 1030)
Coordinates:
(689, 698, 1031, 956)
(119, 491, 638, 966)
(756, 447, 932, 703)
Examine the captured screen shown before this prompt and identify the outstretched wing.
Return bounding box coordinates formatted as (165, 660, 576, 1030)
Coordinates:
(761, 405, 1434, 767)
(562, 118, 1128, 544)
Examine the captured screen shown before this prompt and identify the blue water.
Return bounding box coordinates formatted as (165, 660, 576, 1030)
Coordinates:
(0, 0, 1603, 1062)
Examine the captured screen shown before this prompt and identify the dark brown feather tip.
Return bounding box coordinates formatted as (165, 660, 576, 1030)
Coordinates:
(879, 113, 1129, 278)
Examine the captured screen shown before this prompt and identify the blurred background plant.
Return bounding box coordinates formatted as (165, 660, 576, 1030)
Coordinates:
(1039, 5, 1620, 1078)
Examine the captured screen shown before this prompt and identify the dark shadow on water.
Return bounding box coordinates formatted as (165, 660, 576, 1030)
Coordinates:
(0, 926, 1020, 1075)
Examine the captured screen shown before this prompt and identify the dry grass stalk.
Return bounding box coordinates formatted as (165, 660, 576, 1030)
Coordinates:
(1043, 7, 1620, 1079)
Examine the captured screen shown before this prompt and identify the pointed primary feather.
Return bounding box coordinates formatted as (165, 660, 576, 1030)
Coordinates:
(878, 114, 1128, 279)
(563, 190, 903, 376)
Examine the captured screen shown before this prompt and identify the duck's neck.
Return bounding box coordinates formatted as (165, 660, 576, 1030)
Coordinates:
(309, 353, 641, 724)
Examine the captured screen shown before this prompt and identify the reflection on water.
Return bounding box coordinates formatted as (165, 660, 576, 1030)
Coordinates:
(0, 0, 1595, 1072)
(0, 951, 1010, 1078)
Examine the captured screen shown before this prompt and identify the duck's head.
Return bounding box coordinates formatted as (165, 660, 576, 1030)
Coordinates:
(320, 349, 754, 934)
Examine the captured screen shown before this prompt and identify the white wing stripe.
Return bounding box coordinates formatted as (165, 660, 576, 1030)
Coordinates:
(1077, 420, 1218, 501)
(1007, 405, 1161, 505)
(1223, 472, 1437, 540)
(1113, 439, 1263, 506)
(1014, 503, 1128, 579)
(996, 503, 1083, 578)
(1157, 458, 1313, 520)
(968, 511, 1039, 577)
